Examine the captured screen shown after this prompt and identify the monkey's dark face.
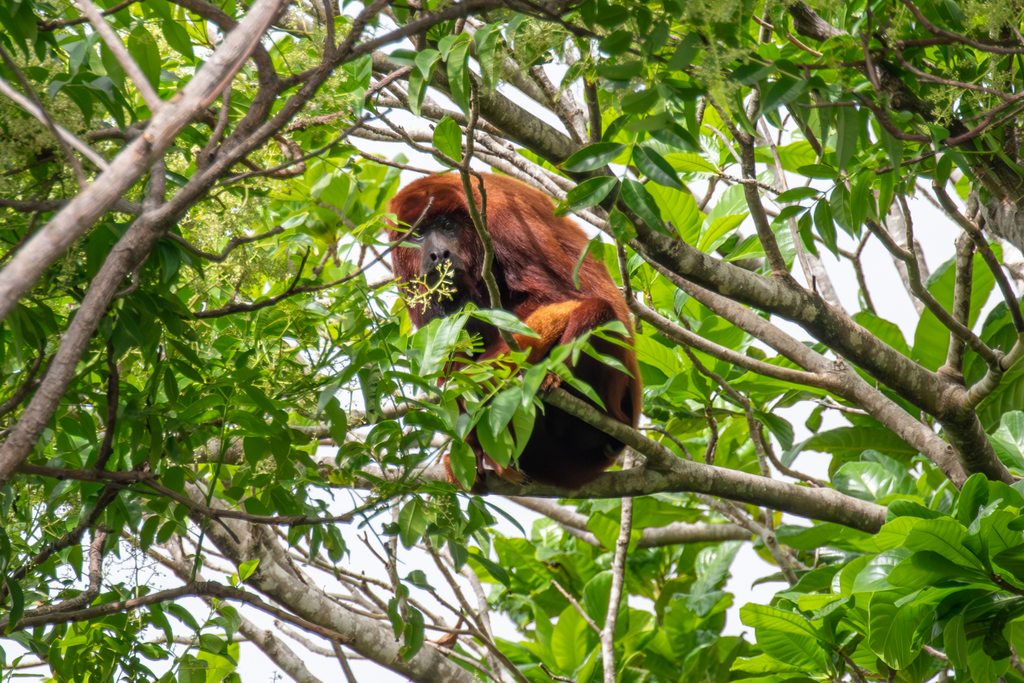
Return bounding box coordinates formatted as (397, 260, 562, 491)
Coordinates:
(404, 215, 475, 317)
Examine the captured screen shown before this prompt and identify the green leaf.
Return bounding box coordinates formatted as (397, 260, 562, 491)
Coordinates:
(723, 234, 767, 261)
(889, 550, 987, 588)
(664, 152, 719, 174)
(832, 461, 911, 502)
(852, 312, 910, 358)
(630, 114, 704, 152)
(473, 24, 499, 88)
(957, 472, 990, 527)
(324, 398, 348, 444)
(650, 121, 700, 152)
(3, 575, 23, 633)
(407, 69, 429, 117)
(878, 170, 896, 217)
(621, 179, 670, 235)
(731, 655, 806, 674)
(813, 199, 837, 256)
(489, 388, 520, 435)
(829, 184, 855, 237)
(775, 187, 821, 203)
(621, 88, 660, 115)
(731, 61, 774, 85)
(128, 26, 162, 91)
(667, 33, 701, 71)
(944, 614, 968, 670)
(608, 207, 637, 241)
(446, 40, 472, 113)
(476, 413, 514, 467)
(561, 143, 626, 172)
(880, 126, 904, 170)
(697, 213, 746, 253)
(740, 603, 824, 639)
(850, 172, 873, 231)
(101, 42, 126, 93)
(796, 163, 838, 179)
(903, 518, 984, 569)
(912, 250, 997, 371)
(760, 76, 806, 114)
(414, 49, 440, 78)
(237, 559, 259, 582)
(510, 403, 536, 457)
(794, 426, 919, 462)
(648, 184, 703, 243)
(633, 145, 684, 190)
(835, 105, 860, 172)
(161, 14, 194, 59)
(401, 607, 425, 659)
(467, 308, 539, 337)
(797, 211, 818, 257)
(448, 441, 476, 491)
(741, 604, 828, 670)
(551, 604, 597, 673)
(582, 571, 613, 628)
(558, 176, 618, 214)
(991, 411, 1024, 469)
(599, 29, 633, 55)
(432, 116, 462, 163)
(420, 315, 468, 376)
(597, 60, 643, 80)
(398, 498, 427, 548)
(868, 591, 929, 669)
(466, 550, 512, 586)
(851, 547, 910, 592)
(437, 33, 469, 60)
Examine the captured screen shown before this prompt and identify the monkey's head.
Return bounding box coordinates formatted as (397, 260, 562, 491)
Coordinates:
(387, 176, 490, 327)
(402, 213, 481, 318)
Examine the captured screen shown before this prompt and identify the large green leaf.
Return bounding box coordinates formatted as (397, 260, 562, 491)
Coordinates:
(851, 547, 911, 592)
(551, 604, 598, 673)
(903, 519, 984, 569)
(127, 25, 161, 91)
(648, 184, 703, 243)
(868, 591, 929, 669)
(562, 143, 626, 172)
(912, 250, 998, 371)
(791, 426, 919, 464)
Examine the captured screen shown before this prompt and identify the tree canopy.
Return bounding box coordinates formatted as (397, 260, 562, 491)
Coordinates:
(5, 0, 1024, 681)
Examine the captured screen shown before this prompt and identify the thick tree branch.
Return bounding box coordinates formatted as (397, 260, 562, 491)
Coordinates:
(190, 485, 481, 683)
(942, 232, 974, 380)
(626, 216, 1006, 482)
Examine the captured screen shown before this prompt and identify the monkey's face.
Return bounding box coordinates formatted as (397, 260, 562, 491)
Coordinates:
(403, 215, 478, 318)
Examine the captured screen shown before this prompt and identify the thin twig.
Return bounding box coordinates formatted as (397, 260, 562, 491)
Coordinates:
(932, 183, 1024, 332)
(456, 78, 520, 351)
(864, 216, 998, 368)
(552, 581, 600, 633)
(331, 641, 359, 683)
(167, 226, 284, 262)
(602, 452, 634, 683)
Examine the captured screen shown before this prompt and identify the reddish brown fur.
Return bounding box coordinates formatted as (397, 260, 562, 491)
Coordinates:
(387, 173, 642, 489)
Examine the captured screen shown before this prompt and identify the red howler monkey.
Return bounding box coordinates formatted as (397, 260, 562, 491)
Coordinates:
(387, 173, 642, 489)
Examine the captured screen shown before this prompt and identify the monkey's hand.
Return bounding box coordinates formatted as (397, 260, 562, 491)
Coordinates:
(540, 372, 563, 392)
